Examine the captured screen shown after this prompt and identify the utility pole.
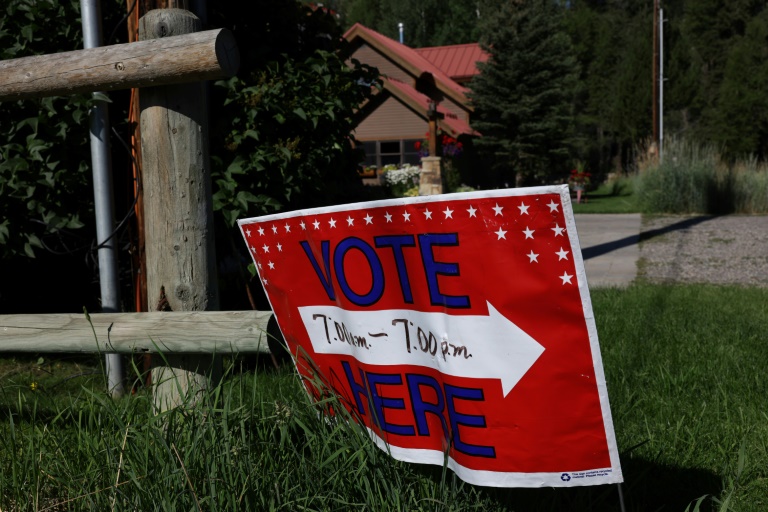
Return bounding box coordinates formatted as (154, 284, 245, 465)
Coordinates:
(659, 8, 665, 161)
(652, 0, 660, 156)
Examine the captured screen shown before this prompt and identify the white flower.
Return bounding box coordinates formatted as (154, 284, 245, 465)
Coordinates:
(383, 165, 421, 186)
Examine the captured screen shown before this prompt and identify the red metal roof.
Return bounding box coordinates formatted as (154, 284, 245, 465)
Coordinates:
(415, 44, 488, 83)
(344, 23, 470, 106)
(383, 78, 476, 137)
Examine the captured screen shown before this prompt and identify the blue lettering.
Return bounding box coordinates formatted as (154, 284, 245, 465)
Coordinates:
(445, 384, 496, 458)
(334, 237, 385, 307)
(301, 233, 469, 308)
(406, 374, 448, 437)
(374, 234, 416, 303)
(300, 240, 335, 301)
(341, 365, 495, 459)
(418, 233, 470, 308)
(342, 360, 369, 419)
(366, 372, 415, 436)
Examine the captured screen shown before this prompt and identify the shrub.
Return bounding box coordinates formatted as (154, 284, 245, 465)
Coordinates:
(637, 137, 768, 214)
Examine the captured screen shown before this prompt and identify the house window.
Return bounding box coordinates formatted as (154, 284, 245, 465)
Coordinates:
(361, 140, 423, 169)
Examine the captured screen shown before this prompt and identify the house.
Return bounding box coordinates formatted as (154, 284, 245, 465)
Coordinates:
(343, 23, 488, 171)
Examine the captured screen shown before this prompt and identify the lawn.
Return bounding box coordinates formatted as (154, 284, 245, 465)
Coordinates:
(1, 283, 766, 511)
(571, 178, 640, 214)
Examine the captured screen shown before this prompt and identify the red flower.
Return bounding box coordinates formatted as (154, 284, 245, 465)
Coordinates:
(414, 141, 422, 150)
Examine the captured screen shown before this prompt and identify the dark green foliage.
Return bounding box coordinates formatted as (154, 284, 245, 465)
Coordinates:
(470, 0, 580, 185)
(208, 2, 381, 225)
(342, 0, 480, 46)
(715, 10, 768, 160)
(0, 1, 93, 258)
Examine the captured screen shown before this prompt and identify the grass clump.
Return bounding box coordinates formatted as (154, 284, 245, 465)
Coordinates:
(637, 137, 768, 214)
(0, 361, 496, 511)
(1, 283, 768, 510)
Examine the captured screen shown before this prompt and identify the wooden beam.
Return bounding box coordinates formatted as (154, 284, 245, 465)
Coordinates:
(0, 28, 238, 102)
(0, 311, 274, 354)
(139, 8, 222, 411)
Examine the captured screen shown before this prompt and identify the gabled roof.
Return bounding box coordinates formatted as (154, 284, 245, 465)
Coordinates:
(414, 44, 488, 83)
(344, 23, 471, 108)
(382, 78, 476, 137)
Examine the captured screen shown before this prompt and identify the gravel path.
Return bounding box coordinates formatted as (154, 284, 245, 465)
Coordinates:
(638, 215, 768, 287)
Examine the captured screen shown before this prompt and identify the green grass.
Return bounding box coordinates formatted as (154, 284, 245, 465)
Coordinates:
(637, 137, 768, 214)
(1, 283, 767, 510)
(571, 176, 641, 214)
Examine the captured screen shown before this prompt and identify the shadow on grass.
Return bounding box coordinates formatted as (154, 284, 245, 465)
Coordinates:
(581, 216, 714, 261)
(437, 455, 723, 511)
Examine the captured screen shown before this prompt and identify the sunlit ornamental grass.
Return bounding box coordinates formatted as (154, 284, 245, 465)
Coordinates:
(637, 137, 768, 214)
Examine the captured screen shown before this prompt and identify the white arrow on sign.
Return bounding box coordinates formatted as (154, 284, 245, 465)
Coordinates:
(298, 302, 544, 397)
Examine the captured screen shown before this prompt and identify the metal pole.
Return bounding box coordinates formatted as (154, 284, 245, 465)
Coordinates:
(659, 8, 665, 162)
(398, 22, 404, 44)
(652, 0, 659, 154)
(80, 0, 125, 398)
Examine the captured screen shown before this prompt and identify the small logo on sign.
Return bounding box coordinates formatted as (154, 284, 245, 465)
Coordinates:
(561, 473, 571, 482)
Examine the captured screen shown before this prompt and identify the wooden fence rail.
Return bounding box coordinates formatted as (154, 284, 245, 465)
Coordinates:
(0, 311, 273, 354)
(0, 28, 238, 102)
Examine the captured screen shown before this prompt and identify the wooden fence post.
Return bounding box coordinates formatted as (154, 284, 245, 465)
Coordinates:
(139, 8, 220, 411)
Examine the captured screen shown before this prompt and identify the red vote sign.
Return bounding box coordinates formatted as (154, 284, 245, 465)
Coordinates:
(239, 185, 622, 488)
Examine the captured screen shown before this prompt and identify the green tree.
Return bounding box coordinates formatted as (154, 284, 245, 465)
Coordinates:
(715, 10, 768, 160)
(342, 0, 480, 46)
(0, 0, 126, 259)
(470, 0, 580, 185)
(681, 0, 765, 142)
(208, 2, 381, 225)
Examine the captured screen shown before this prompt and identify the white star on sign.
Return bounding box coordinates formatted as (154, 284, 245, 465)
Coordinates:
(313, 220, 320, 230)
(346, 216, 354, 226)
(329, 218, 337, 228)
(547, 200, 559, 212)
(262, 278, 268, 285)
(518, 203, 530, 215)
(257, 262, 262, 269)
(262, 244, 269, 253)
(284, 223, 291, 233)
(385, 212, 393, 223)
(552, 224, 565, 237)
(402, 211, 411, 222)
(423, 209, 433, 219)
(268, 261, 275, 270)
(560, 272, 573, 285)
(250, 245, 256, 253)
(271, 225, 278, 234)
(467, 205, 477, 217)
(245, 229, 251, 237)
(495, 228, 507, 240)
(300, 220, 306, 230)
(277, 243, 283, 252)
(523, 227, 535, 239)
(443, 207, 454, 219)
(258, 226, 265, 236)
(493, 203, 504, 216)
(527, 250, 539, 263)
(364, 214, 373, 224)
(556, 247, 569, 261)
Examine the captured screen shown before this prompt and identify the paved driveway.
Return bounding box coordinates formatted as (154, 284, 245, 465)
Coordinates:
(573, 214, 642, 288)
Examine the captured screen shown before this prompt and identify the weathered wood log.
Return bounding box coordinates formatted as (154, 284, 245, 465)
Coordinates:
(139, 9, 222, 411)
(0, 27, 238, 102)
(0, 311, 274, 354)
